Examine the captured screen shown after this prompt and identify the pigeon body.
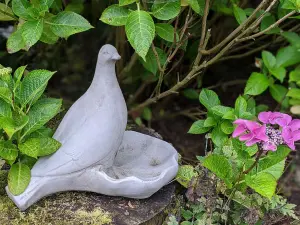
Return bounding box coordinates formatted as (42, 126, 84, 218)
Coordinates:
(31, 44, 127, 176)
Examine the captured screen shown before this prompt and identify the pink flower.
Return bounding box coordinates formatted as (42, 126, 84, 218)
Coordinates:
(282, 119, 300, 150)
(258, 111, 292, 127)
(233, 119, 268, 146)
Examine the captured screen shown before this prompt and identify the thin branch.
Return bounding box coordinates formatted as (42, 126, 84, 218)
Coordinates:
(151, 43, 163, 72)
(194, 0, 210, 66)
(200, 0, 270, 55)
(238, 10, 296, 42)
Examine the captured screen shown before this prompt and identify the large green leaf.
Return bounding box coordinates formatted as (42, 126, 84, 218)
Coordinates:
(203, 154, 233, 187)
(21, 19, 44, 49)
(276, 46, 300, 67)
(233, 4, 247, 24)
(244, 72, 269, 96)
(40, 22, 59, 44)
(140, 47, 167, 75)
(22, 98, 62, 138)
(269, 84, 289, 108)
(0, 141, 18, 161)
(26, 126, 53, 139)
(211, 105, 234, 117)
(270, 67, 286, 83)
(155, 23, 178, 42)
(187, 0, 205, 15)
(262, 51, 276, 70)
(188, 120, 210, 134)
(48, 11, 93, 38)
(0, 113, 29, 139)
(125, 10, 155, 60)
(8, 162, 31, 195)
(6, 28, 26, 54)
(152, 0, 181, 20)
(245, 172, 276, 199)
(19, 137, 61, 158)
(119, 0, 135, 6)
(211, 125, 228, 147)
(235, 95, 247, 117)
(12, 0, 32, 20)
(0, 3, 16, 21)
(199, 88, 220, 109)
(287, 88, 300, 99)
(281, 31, 300, 48)
(17, 69, 55, 108)
(100, 4, 130, 26)
(0, 99, 11, 118)
(0, 86, 12, 106)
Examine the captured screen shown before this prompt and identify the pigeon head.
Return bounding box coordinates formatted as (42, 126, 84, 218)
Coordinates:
(98, 44, 121, 63)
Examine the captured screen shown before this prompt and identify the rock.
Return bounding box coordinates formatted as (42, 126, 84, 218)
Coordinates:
(0, 170, 176, 225)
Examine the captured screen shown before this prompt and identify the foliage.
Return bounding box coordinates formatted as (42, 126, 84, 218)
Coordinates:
(0, 65, 61, 195)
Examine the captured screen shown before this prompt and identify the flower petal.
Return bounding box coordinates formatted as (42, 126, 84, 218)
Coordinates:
(275, 113, 292, 127)
(239, 133, 253, 141)
(290, 119, 300, 131)
(245, 138, 260, 146)
(253, 125, 268, 142)
(232, 125, 246, 138)
(262, 141, 277, 151)
(258, 111, 272, 124)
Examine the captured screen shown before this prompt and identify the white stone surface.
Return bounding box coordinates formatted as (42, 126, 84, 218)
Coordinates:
(6, 45, 179, 211)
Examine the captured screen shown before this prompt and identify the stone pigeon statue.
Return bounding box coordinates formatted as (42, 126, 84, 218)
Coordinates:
(6, 45, 179, 211)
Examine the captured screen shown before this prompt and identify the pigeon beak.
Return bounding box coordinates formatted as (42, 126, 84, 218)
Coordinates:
(112, 53, 121, 61)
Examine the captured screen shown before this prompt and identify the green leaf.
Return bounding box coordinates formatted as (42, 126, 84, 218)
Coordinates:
(6, 28, 26, 54)
(13, 65, 26, 86)
(0, 141, 18, 161)
(244, 72, 269, 96)
(260, 15, 280, 34)
(0, 3, 16, 21)
(0, 99, 11, 118)
(0, 86, 12, 106)
(235, 95, 247, 117)
(8, 162, 31, 195)
(245, 172, 276, 199)
(211, 126, 228, 147)
(204, 117, 216, 127)
(221, 120, 234, 134)
(100, 4, 130, 26)
(119, 0, 136, 6)
(140, 47, 167, 74)
(203, 154, 233, 187)
(176, 165, 197, 188)
(256, 104, 269, 114)
(187, 0, 205, 15)
(188, 120, 210, 134)
(262, 51, 276, 70)
(270, 67, 286, 83)
(49, 11, 93, 38)
(141, 107, 152, 121)
(289, 68, 300, 82)
(19, 137, 61, 158)
(233, 4, 247, 24)
(281, 31, 300, 48)
(125, 10, 155, 61)
(0, 113, 28, 139)
(182, 88, 199, 100)
(40, 22, 59, 44)
(276, 46, 300, 67)
(152, 0, 181, 20)
(287, 88, 300, 99)
(22, 98, 62, 138)
(12, 0, 32, 20)
(21, 19, 44, 49)
(282, 0, 299, 10)
(269, 84, 289, 108)
(211, 105, 234, 117)
(26, 126, 53, 139)
(289, 98, 300, 106)
(155, 23, 179, 42)
(199, 88, 220, 109)
(17, 70, 55, 108)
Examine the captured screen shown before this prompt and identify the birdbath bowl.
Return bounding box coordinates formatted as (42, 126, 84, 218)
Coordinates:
(6, 44, 179, 211)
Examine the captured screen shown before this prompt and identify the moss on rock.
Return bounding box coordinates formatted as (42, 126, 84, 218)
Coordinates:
(0, 171, 112, 225)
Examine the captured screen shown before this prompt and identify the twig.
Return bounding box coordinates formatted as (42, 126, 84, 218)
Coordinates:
(243, 149, 264, 174)
(151, 43, 163, 72)
(194, 0, 210, 66)
(200, 0, 270, 55)
(238, 10, 296, 42)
